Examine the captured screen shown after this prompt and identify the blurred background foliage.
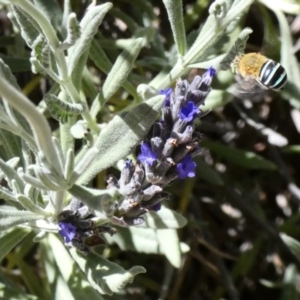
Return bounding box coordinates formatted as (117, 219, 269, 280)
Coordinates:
(2, 0, 300, 299)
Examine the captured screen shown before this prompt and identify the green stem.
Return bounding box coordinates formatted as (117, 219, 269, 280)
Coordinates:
(0, 77, 62, 174)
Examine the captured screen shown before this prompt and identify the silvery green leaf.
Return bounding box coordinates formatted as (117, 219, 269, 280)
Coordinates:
(90, 37, 144, 117)
(67, 3, 113, 75)
(77, 94, 165, 185)
(17, 194, 48, 215)
(0, 128, 23, 164)
(0, 158, 24, 191)
(10, 5, 40, 47)
(280, 233, 300, 260)
(137, 84, 158, 101)
(49, 233, 144, 297)
(89, 39, 137, 98)
(0, 59, 32, 157)
(0, 208, 44, 231)
(142, 206, 187, 229)
(157, 229, 181, 268)
(32, 165, 65, 190)
(63, 149, 74, 181)
(270, 7, 300, 108)
(0, 57, 20, 90)
(47, 234, 106, 300)
(71, 45, 90, 88)
(0, 187, 17, 203)
(44, 94, 85, 123)
(0, 228, 29, 261)
(62, 13, 81, 47)
(105, 227, 189, 257)
(31, 35, 50, 69)
(162, 0, 186, 56)
(185, 0, 254, 66)
(69, 248, 146, 295)
(68, 184, 119, 219)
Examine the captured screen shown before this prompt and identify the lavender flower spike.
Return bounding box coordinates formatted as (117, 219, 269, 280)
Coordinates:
(137, 66, 216, 186)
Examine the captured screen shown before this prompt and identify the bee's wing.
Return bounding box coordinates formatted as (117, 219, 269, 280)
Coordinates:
(228, 75, 268, 100)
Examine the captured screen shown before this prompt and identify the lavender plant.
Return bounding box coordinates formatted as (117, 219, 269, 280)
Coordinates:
(0, 0, 255, 298)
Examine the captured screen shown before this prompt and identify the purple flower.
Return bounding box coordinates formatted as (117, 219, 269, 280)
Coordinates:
(176, 155, 196, 179)
(179, 101, 200, 122)
(58, 222, 76, 243)
(202, 66, 216, 86)
(150, 203, 161, 212)
(138, 142, 158, 166)
(160, 88, 172, 107)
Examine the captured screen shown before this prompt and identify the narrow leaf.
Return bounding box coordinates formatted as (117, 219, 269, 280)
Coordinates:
(78, 95, 165, 185)
(162, 0, 186, 56)
(10, 5, 40, 47)
(0, 158, 24, 191)
(142, 206, 187, 229)
(44, 94, 85, 123)
(89, 39, 137, 98)
(280, 233, 300, 260)
(157, 229, 182, 268)
(91, 37, 144, 117)
(17, 194, 48, 215)
(70, 249, 146, 295)
(0, 209, 44, 231)
(68, 3, 113, 75)
(0, 228, 29, 261)
(47, 233, 106, 300)
(48, 233, 145, 296)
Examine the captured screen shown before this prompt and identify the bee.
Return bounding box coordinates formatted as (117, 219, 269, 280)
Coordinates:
(231, 53, 287, 92)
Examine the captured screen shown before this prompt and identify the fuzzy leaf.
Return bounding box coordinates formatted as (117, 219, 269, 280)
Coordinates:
(141, 206, 187, 229)
(0, 158, 24, 191)
(10, 5, 41, 47)
(0, 228, 29, 261)
(50, 232, 146, 296)
(162, 0, 186, 56)
(78, 94, 165, 185)
(68, 3, 113, 75)
(68, 184, 119, 218)
(89, 39, 137, 98)
(156, 229, 182, 267)
(280, 233, 300, 260)
(105, 227, 189, 262)
(71, 252, 146, 295)
(0, 186, 17, 203)
(17, 194, 48, 215)
(91, 37, 144, 117)
(44, 94, 85, 123)
(45, 234, 106, 300)
(0, 59, 31, 161)
(0, 208, 44, 231)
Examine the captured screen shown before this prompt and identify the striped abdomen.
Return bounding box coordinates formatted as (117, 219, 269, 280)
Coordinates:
(258, 60, 287, 91)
